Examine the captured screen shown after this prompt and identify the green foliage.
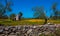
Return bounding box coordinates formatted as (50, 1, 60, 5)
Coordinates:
(0, 0, 13, 18)
(3, 15, 8, 19)
(32, 6, 46, 19)
(18, 12, 23, 20)
(10, 13, 16, 20)
(50, 11, 60, 20)
(51, 2, 60, 20)
(52, 2, 57, 11)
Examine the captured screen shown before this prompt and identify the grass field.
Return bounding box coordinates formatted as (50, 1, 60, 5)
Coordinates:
(0, 19, 60, 26)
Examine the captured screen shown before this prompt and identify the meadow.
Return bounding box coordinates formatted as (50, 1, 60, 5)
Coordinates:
(0, 19, 60, 26)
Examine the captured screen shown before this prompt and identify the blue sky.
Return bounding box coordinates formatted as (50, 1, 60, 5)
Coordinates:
(7, 0, 60, 18)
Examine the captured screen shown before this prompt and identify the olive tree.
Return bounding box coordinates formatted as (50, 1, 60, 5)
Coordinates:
(0, 0, 13, 19)
(32, 6, 47, 24)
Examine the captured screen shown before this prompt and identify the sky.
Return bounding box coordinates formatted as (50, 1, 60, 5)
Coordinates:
(5, 0, 60, 18)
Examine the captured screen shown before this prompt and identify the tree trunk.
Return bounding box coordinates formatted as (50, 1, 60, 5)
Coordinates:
(44, 18, 47, 24)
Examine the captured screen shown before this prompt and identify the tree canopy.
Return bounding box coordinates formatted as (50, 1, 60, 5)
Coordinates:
(0, 0, 13, 18)
(32, 6, 46, 19)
